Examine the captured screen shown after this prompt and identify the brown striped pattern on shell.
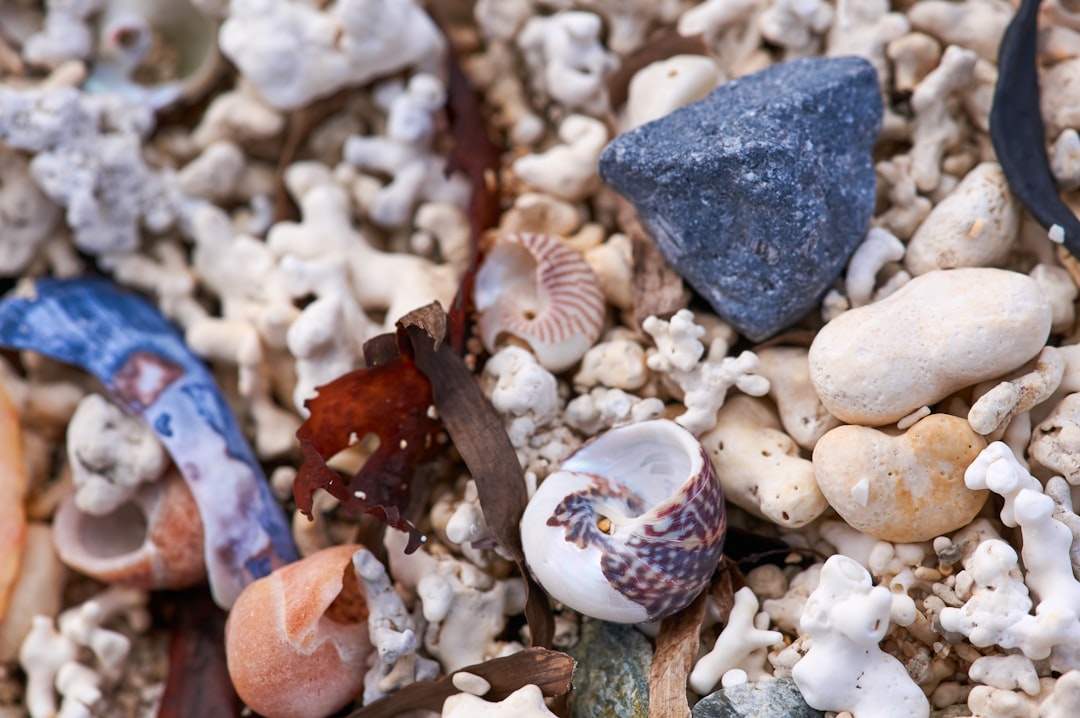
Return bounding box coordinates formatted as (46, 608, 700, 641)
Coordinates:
(474, 232, 605, 372)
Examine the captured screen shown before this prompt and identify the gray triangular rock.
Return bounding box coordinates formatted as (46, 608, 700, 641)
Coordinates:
(599, 56, 882, 341)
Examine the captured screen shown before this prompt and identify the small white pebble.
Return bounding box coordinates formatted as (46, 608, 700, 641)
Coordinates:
(896, 406, 931, 430)
(452, 671, 492, 696)
(720, 668, 748, 688)
(851, 479, 869, 508)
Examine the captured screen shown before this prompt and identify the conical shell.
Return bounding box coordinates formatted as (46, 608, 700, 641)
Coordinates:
(521, 419, 726, 623)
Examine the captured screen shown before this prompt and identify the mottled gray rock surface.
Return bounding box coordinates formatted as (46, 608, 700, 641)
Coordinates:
(599, 56, 882, 341)
(692, 678, 825, 718)
(569, 619, 651, 718)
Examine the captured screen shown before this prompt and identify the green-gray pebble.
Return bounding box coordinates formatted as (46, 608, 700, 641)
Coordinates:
(569, 619, 651, 718)
(692, 678, 824, 718)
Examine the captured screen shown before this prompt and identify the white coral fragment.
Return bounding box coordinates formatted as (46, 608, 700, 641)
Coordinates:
(643, 309, 769, 436)
(948, 443, 1080, 670)
(791, 555, 929, 718)
(442, 683, 558, 718)
(517, 11, 618, 117)
(219, 0, 445, 110)
(481, 346, 579, 478)
(573, 337, 648, 392)
(512, 114, 608, 201)
(0, 87, 175, 256)
(690, 587, 783, 695)
(968, 347, 1064, 436)
(386, 532, 525, 674)
(19, 587, 148, 718)
(343, 74, 469, 228)
(66, 394, 169, 516)
(844, 226, 907, 308)
(352, 549, 439, 704)
(563, 387, 664, 435)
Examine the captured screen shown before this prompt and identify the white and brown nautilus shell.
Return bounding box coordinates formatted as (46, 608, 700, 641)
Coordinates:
(520, 419, 726, 623)
(473, 232, 605, 373)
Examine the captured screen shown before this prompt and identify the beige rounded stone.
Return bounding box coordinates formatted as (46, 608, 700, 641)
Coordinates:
(808, 268, 1051, 426)
(812, 414, 989, 543)
(904, 162, 1020, 275)
(700, 395, 828, 528)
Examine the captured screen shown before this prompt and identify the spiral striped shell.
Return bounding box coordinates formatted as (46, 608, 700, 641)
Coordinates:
(473, 232, 605, 372)
(520, 419, 727, 623)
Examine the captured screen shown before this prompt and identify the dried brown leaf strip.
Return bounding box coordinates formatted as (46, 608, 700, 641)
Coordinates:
(442, 34, 502, 351)
(346, 647, 575, 718)
(157, 590, 243, 718)
(399, 303, 555, 648)
(649, 590, 707, 718)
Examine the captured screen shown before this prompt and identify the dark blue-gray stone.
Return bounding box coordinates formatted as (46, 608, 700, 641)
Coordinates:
(569, 619, 651, 718)
(599, 56, 882, 341)
(692, 678, 825, 718)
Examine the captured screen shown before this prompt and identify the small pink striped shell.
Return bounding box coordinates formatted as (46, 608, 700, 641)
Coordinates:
(473, 232, 605, 372)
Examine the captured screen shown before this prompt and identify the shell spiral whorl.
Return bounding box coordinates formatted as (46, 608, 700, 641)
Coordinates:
(473, 232, 605, 373)
(521, 419, 726, 623)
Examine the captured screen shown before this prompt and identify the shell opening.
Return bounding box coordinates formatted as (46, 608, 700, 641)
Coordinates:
(474, 241, 544, 320)
(70, 501, 149, 558)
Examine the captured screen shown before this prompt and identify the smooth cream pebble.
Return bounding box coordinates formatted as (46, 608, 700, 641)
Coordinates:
(809, 268, 1051, 426)
(813, 414, 988, 543)
(904, 163, 1020, 275)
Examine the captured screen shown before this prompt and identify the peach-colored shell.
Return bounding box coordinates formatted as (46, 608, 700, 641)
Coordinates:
(474, 232, 605, 372)
(225, 544, 373, 718)
(0, 382, 27, 621)
(52, 466, 206, 589)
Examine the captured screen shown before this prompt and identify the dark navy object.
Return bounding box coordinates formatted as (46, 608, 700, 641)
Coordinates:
(600, 56, 882, 341)
(0, 278, 297, 607)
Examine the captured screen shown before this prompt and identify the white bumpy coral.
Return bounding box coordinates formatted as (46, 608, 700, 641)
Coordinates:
(218, 0, 445, 110)
(791, 554, 930, 718)
(643, 309, 769, 436)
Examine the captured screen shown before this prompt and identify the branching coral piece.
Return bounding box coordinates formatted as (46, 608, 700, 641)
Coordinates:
(946, 442, 1080, 671)
(643, 308, 769, 435)
(343, 74, 470, 228)
(19, 587, 148, 718)
(385, 531, 525, 674)
(352, 549, 439, 704)
(689, 587, 784, 695)
(791, 555, 930, 718)
(517, 10, 618, 117)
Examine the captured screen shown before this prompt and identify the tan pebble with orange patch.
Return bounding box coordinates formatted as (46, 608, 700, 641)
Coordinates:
(812, 414, 989, 543)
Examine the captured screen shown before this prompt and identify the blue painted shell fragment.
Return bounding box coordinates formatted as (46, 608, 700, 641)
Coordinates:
(0, 277, 297, 608)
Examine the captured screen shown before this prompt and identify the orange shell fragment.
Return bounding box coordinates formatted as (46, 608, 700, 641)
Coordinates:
(0, 381, 27, 622)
